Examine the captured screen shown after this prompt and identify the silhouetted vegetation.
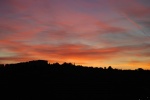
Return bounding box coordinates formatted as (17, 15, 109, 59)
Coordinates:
(0, 60, 150, 100)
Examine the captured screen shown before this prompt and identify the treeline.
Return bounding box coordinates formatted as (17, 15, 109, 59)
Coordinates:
(0, 60, 149, 81)
(0, 60, 150, 99)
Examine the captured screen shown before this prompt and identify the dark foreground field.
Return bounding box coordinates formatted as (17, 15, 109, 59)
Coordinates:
(0, 60, 150, 100)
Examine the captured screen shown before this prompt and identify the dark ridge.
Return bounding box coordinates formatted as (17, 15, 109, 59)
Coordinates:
(0, 60, 150, 100)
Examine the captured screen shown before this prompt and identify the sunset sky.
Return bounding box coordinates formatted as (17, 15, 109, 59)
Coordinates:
(0, 0, 150, 69)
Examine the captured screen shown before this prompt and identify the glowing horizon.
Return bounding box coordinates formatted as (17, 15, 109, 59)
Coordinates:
(0, 0, 150, 69)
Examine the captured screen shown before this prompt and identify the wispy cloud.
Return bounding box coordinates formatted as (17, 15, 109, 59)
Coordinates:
(0, 0, 150, 69)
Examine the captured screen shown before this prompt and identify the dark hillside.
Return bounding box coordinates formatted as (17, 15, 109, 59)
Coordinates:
(0, 60, 150, 100)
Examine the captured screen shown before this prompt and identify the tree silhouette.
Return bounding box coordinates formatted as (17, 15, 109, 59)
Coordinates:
(108, 66, 113, 70)
(0, 60, 150, 100)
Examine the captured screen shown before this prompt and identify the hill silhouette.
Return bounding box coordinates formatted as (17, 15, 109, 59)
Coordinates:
(0, 60, 150, 100)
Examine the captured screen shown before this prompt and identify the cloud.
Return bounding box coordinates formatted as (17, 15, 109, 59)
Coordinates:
(111, 0, 150, 29)
(0, 38, 150, 69)
(127, 60, 150, 68)
(0, 0, 150, 69)
(95, 21, 126, 33)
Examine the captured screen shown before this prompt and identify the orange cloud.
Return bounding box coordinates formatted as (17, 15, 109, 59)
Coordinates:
(1, 39, 149, 68)
(0, 0, 150, 69)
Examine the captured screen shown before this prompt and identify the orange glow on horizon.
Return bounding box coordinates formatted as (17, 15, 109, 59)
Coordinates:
(0, 0, 150, 70)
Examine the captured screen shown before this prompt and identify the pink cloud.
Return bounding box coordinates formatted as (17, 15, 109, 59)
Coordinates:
(0, 0, 150, 69)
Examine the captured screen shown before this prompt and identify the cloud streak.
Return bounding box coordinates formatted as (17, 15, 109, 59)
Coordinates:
(0, 0, 150, 69)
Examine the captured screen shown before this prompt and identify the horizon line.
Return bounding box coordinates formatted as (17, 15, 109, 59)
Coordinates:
(0, 59, 148, 70)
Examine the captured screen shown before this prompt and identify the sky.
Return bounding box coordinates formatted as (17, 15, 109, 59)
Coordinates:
(0, 0, 150, 69)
